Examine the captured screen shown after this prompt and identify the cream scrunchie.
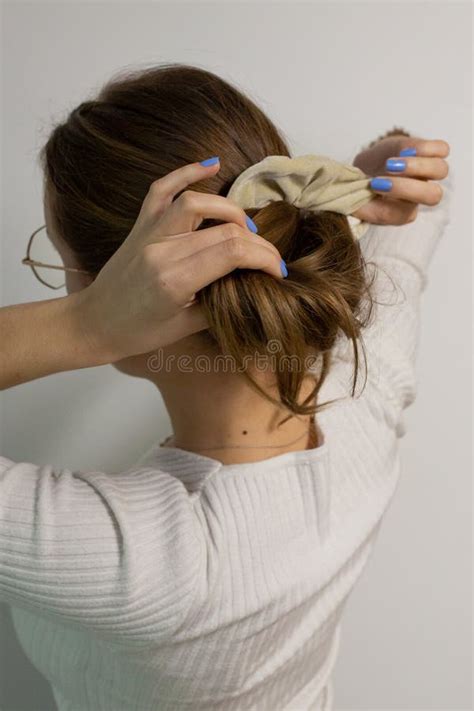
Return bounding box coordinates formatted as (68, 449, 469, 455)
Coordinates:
(227, 154, 375, 241)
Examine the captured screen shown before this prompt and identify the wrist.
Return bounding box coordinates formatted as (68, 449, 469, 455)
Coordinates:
(67, 288, 119, 367)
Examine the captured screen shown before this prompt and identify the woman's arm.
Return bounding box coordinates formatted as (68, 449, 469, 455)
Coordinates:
(0, 294, 110, 388)
(1, 144, 449, 391)
(1, 158, 285, 390)
(350, 134, 453, 435)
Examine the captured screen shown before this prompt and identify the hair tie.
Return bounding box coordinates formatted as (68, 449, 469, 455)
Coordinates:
(227, 154, 375, 240)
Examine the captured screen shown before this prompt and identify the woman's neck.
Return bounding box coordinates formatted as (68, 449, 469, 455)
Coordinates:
(154, 370, 320, 465)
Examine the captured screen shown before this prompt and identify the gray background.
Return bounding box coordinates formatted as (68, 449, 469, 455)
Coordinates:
(0, 1, 471, 709)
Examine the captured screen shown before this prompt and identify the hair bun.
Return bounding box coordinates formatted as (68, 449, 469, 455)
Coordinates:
(198, 200, 376, 418)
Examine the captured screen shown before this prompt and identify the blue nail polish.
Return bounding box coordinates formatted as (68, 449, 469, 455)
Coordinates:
(386, 158, 406, 172)
(280, 259, 288, 278)
(245, 215, 258, 233)
(199, 156, 220, 166)
(399, 147, 417, 157)
(370, 177, 393, 192)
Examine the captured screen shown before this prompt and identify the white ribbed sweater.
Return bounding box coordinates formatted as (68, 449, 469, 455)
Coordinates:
(0, 171, 452, 710)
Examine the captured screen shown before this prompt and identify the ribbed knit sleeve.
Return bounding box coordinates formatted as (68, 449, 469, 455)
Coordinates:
(0, 458, 202, 647)
(355, 172, 454, 436)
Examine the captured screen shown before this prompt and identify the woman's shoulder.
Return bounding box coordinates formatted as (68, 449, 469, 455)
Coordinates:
(0, 451, 204, 645)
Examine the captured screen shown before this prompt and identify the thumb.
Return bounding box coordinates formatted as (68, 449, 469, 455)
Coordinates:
(352, 196, 417, 226)
(155, 304, 209, 347)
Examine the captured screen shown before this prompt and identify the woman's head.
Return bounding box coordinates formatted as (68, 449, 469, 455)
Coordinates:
(40, 62, 375, 419)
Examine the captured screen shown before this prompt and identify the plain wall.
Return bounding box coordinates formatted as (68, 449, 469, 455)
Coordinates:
(0, 2, 471, 710)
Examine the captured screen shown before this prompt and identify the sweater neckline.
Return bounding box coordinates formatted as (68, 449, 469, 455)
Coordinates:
(140, 420, 329, 481)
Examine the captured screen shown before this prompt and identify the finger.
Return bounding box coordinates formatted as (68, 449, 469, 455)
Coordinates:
(369, 175, 444, 206)
(159, 222, 282, 262)
(384, 156, 449, 180)
(172, 236, 286, 303)
(154, 190, 258, 238)
(395, 137, 450, 158)
(135, 159, 222, 230)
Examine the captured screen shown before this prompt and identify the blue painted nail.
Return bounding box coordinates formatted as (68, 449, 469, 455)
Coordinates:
(245, 215, 258, 233)
(199, 156, 220, 166)
(386, 158, 406, 172)
(399, 147, 417, 157)
(370, 177, 393, 192)
(280, 259, 288, 278)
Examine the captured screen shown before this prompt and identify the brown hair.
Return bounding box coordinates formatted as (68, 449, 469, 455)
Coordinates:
(39, 62, 376, 421)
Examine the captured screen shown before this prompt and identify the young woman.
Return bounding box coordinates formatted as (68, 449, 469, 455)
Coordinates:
(0, 64, 450, 710)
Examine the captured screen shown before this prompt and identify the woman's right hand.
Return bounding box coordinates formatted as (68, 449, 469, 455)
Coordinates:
(352, 135, 450, 226)
(75, 159, 286, 361)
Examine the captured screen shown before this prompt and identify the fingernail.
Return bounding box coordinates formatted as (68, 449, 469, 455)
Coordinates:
(399, 147, 417, 157)
(370, 177, 393, 192)
(199, 156, 220, 166)
(245, 215, 258, 233)
(280, 259, 288, 278)
(386, 158, 406, 172)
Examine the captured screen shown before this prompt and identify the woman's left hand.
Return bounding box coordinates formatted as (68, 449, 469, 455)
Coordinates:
(352, 135, 450, 226)
(73, 158, 286, 362)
